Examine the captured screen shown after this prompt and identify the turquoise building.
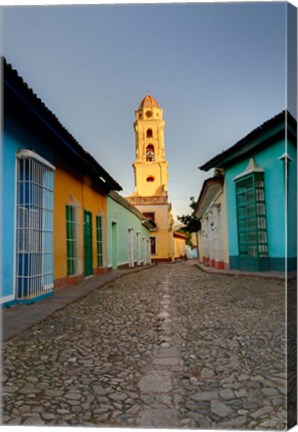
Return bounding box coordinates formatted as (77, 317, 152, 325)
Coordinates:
(200, 111, 297, 272)
(107, 191, 155, 270)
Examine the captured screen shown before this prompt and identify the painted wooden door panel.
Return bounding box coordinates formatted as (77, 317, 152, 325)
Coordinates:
(84, 210, 93, 276)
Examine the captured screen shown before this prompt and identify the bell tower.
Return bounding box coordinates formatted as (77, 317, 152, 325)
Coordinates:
(127, 94, 175, 263)
(132, 94, 168, 197)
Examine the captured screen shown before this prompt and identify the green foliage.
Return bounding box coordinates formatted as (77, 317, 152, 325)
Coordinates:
(177, 196, 201, 233)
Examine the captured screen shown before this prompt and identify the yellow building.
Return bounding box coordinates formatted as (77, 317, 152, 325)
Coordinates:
(54, 146, 121, 288)
(173, 231, 187, 259)
(126, 94, 175, 262)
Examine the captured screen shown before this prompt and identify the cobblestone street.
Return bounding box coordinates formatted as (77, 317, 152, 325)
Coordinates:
(2, 262, 286, 429)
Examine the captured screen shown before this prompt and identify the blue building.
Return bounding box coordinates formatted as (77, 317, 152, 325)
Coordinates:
(1, 58, 121, 306)
(2, 59, 55, 306)
(199, 111, 297, 273)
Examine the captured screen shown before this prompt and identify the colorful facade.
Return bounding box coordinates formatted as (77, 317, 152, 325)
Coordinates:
(195, 176, 229, 269)
(173, 231, 187, 259)
(126, 94, 177, 262)
(1, 58, 121, 305)
(199, 111, 297, 273)
(107, 191, 154, 269)
(53, 156, 114, 288)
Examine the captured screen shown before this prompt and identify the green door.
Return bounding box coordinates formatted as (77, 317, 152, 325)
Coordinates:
(84, 210, 93, 276)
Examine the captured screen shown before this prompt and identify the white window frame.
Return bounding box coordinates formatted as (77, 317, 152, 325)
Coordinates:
(15, 150, 55, 301)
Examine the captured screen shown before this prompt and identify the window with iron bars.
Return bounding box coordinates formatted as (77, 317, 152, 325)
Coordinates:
(96, 215, 103, 267)
(236, 173, 268, 258)
(66, 204, 80, 275)
(16, 151, 54, 300)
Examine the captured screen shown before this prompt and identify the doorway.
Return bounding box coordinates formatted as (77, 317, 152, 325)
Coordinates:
(84, 210, 93, 276)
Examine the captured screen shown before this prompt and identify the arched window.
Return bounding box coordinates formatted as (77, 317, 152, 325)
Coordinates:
(146, 144, 155, 161)
(146, 129, 153, 138)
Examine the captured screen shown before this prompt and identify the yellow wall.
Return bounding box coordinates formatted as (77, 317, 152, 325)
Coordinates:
(54, 157, 107, 281)
(133, 203, 174, 261)
(174, 235, 186, 259)
(132, 100, 168, 198)
(128, 95, 175, 261)
(133, 161, 168, 197)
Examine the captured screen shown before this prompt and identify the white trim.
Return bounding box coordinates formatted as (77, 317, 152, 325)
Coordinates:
(0, 294, 16, 305)
(111, 219, 118, 269)
(136, 231, 142, 265)
(118, 261, 129, 266)
(279, 152, 293, 162)
(95, 213, 104, 268)
(12, 156, 17, 301)
(128, 227, 134, 268)
(16, 149, 56, 171)
(233, 158, 264, 181)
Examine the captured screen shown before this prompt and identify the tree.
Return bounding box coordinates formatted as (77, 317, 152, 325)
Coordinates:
(178, 196, 201, 233)
(177, 197, 201, 255)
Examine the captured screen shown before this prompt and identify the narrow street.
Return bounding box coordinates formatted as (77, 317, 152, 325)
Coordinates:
(2, 262, 286, 429)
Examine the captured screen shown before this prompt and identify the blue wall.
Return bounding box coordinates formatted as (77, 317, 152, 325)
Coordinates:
(225, 138, 295, 269)
(1, 116, 54, 304)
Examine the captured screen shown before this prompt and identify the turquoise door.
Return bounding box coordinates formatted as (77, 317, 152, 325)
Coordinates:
(84, 210, 93, 276)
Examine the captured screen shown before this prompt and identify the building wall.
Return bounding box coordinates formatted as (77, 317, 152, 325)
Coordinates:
(107, 196, 150, 269)
(133, 102, 167, 197)
(197, 188, 229, 269)
(197, 231, 203, 263)
(1, 116, 54, 304)
(225, 139, 294, 271)
(219, 184, 229, 268)
(133, 203, 173, 261)
(174, 236, 186, 259)
(133, 161, 169, 197)
(54, 156, 107, 286)
(287, 139, 297, 262)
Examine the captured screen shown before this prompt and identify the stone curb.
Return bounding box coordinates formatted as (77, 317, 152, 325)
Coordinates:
(2, 264, 155, 342)
(194, 262, 296, 281)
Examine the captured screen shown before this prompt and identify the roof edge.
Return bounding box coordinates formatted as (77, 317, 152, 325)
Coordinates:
(194, 176, 224, 217)
(3, 56, 122, 192)
(199, 110, 296, 172)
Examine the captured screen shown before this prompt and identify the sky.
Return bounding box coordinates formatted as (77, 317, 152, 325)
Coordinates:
(1, 1, 296, 220)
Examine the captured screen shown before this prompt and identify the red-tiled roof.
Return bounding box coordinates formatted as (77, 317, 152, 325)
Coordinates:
(139, 94, 159, 109)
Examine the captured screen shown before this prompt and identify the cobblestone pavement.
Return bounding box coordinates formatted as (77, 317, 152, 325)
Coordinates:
(2, 262, 286, 428)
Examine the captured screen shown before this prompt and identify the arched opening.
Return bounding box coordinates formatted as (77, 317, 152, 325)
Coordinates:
(146, 144, 155, 161)
(146, 128, 153, 138)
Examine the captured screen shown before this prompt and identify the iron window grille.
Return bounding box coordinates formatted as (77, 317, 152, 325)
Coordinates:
(16, 151, 55, 300)
(66, 204, 81, 275)
(96, 215, 103, 267)
(236, 172, 268, 258)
